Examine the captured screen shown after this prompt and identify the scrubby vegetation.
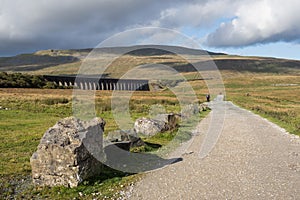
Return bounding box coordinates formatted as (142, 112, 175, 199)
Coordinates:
(0, 72, 46, 88)
(0, 72, 68, 89)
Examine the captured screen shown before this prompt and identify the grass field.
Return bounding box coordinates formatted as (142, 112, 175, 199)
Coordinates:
(1, 45, 299, 199)
(224, 74, 300, 136)
(0, 70, 299, 199)
(0, 87, 209, 199)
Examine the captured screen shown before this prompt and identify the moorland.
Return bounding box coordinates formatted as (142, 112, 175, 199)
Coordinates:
(0, 45, 299, 199)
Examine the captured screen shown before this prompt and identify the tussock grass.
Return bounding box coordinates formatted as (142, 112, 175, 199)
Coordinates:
(225, 74, 300, 135)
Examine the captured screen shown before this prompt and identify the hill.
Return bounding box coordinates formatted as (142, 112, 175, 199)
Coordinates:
(0, 45, 299, 77)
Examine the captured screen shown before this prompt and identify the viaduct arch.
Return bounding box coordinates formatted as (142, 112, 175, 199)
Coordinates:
(43, 75, 150, 91)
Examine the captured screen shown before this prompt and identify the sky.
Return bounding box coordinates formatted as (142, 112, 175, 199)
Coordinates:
(1, 0, 300, 60)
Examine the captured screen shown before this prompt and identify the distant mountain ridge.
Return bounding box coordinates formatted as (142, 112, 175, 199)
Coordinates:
(0, 45, 299, 76)
(91, 45, 227, 56)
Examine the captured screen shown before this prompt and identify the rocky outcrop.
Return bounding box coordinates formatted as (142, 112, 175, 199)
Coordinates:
(30, 117, 105, 188)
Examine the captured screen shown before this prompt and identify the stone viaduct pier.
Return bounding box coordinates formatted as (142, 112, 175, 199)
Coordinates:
(44, 75, 150, 91)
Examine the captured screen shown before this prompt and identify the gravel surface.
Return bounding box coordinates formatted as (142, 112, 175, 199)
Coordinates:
(128, 96, 300, 199)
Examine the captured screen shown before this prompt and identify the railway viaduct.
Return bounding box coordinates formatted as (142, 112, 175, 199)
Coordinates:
(43, 75, 150, 91)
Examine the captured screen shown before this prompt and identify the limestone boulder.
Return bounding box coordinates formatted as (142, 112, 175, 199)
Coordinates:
(154, 113, 180, 131)
(134, 114, 179, 137)
(134, 117, 166, 137)
(30, 117, 105, 188)
(181, 104, 199, 118)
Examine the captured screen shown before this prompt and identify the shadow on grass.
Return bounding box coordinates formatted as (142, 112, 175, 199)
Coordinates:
(82, 164, 134, 185)
(144, 141, 162, 149)
(103, 144, 183, 173)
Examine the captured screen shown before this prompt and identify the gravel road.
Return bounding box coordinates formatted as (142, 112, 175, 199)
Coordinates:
(128, 96, 300, 199)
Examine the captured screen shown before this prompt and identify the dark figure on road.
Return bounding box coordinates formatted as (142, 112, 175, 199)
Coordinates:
(206, 94, 210, 102)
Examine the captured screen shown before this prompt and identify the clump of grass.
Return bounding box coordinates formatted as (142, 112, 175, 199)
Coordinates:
(144, 130, 177, 146)
(39, 98, 69, 105)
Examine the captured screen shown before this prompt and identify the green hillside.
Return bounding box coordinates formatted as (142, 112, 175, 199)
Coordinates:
(0, 45, 299, 77)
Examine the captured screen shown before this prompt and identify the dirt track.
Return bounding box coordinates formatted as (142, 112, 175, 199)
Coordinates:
(129, 97, 300, 199)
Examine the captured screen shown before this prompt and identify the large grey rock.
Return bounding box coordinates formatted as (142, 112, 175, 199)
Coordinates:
(134, 114, 179, 137)
(154, 113, 180, 131)
(134, 117, 166, 137)
(181, 104, 199, 118)
(30, 117, 105, 188)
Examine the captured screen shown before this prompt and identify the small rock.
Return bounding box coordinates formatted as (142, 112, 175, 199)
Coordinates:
(106, 129, 145, 149)
(199, 103, 210, 112)
(183, 151, 194, 156)
(106, 129, 137, 142)
(0, 106, 9, 110)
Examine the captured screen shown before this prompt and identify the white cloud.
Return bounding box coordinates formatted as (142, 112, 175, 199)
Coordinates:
(205, 0, 300, 47)
(152, 0, 238, 28)
(0, 0, 300, 55)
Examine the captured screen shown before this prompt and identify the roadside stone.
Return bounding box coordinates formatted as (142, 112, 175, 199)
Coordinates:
(106, 129, 137, 142)
(181, 104, 199, 118)
(106, 129, 145, 149)
(199, 103, 210, 111)
(130, 137, 145, 148)
(134, 117, 166, 137)
(154, 113, 180, 131)
(30, 116, 105, 188)
(134, 113, 180, 137)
